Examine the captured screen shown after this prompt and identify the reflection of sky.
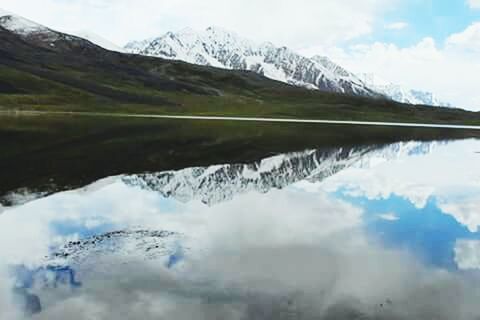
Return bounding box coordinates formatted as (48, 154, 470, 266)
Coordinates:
(50, 220, 114, 239)
(319, 138, 480, 270)
(1, 138, 480, 317)
(334, 191, 480, 271)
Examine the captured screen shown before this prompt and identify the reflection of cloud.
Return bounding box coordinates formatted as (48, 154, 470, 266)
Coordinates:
(17, 238, 480, 319)
(0, 267, 21, 320)
(438, 194, 480, 232)
(385, 22, 408, 30)
(0, 174, 480, 318)
(454, 240, 480, 270)
(322, 140, 480, 230)
(378, 213, 399, 221)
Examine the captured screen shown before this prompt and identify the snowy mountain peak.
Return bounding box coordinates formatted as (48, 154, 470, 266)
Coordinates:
(0, 10, 122, 54)
(125, 27, 377, 96)
(0, 12, 51, 37)
(311, 55, 353, 78)
(360, 73, 451, 107)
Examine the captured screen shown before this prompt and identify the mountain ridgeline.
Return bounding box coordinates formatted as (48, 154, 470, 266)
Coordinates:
(124, 27, 450, 107)
(0, 10, 479, 124)
(125, 27, 377, 97)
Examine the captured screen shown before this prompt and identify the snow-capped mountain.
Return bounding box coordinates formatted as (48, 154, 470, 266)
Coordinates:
(69, 30, 125, 52)
(123, 141, 440, 206)
(125, 27, 454, 107)
(0, 10, 55, 38)
(360, 73, 451, 107)
(124, 27, 378, 96)
(376, 85, 450, 107)
(0, 10, 105, 52)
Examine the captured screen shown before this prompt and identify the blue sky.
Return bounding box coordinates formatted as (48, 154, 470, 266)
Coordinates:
(367, 0, 480, 48)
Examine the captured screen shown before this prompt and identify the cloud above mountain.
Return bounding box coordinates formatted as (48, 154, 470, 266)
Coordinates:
(0, 0, 394, 48)
(305, 23, 480, 110)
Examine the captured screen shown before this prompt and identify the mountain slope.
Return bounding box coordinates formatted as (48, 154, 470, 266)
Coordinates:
(125, 27, 378, 97)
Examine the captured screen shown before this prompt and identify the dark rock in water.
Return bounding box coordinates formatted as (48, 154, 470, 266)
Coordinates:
(13, 288, 42, 315)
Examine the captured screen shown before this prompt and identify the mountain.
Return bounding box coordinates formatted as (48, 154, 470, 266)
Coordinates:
(360, 73, 451, 107)
(124, 27, 452, 106)
(124, 27, 378, 97)
(0, 11, 103, 52)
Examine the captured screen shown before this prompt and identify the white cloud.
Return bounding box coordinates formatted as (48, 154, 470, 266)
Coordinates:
(468, 0, 480, 9)
(307, 23, 480, 110)
(0, 0, 394, 48)
(455, 240, 480, 270)
(446, 22, 480, 53)
(385, 22, 408, 30)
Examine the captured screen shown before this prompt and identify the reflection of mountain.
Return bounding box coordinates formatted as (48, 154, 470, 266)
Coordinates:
(45, 229, 184, 270)
(123, 141, 441, 205)
(11, 229, 184, 314)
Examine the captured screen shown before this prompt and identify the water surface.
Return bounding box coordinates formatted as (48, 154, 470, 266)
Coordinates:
(1, 138, 480, 319)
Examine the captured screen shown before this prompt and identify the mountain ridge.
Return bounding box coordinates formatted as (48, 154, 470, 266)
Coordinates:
(125, 26, 450, 107)
(124, 26, 379, 98)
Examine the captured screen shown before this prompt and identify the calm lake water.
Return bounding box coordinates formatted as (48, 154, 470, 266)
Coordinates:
(1, 138, 480, 319)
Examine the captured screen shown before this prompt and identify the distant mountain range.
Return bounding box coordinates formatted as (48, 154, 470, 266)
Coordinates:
(124, 27, 451, 107)
(359, 73, 451, 107)
(125, 27, 378, 98)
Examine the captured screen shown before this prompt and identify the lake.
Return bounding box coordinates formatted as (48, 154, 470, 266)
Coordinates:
(1, 117, 480, 319)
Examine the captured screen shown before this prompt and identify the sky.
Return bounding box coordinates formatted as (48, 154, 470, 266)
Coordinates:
(0, 0, 479, 110)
